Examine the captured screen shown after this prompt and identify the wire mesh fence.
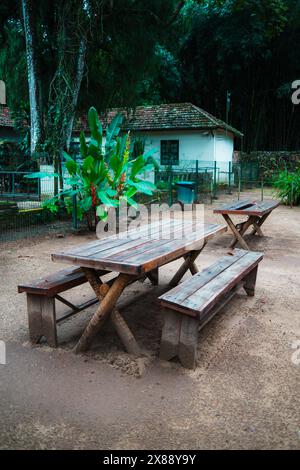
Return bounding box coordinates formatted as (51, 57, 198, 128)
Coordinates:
(0, 167, 73, 242)
(0, 159, 277, 243)
(154, 160, 273, 205)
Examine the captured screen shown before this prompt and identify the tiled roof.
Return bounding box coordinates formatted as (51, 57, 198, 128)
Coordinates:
(0, 105, 14, 127)
(75, 102, 243, 137)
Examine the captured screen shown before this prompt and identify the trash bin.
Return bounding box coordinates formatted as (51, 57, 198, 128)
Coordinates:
(176, 181, 195, 204)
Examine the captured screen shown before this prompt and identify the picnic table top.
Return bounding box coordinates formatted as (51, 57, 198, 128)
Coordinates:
(51, 219, 227, 275)
(213, 199, 280, 217)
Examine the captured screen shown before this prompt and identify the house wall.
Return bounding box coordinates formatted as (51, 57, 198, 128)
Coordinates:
(213, 129, 234, 182)
(133, 129, 216, 184)
(134, 129, 234, 182)
(135, 130, 215, 168)
(41, 128, 234, 197)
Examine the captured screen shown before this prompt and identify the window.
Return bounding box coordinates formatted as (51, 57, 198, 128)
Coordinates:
(160, 140, 179, 165)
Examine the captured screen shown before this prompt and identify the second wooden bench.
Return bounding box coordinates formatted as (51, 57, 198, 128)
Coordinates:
(18, 267, 112, 347)
(159, 249, 263, 369)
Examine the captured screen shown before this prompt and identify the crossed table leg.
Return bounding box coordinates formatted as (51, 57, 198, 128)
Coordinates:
(169, 243, 206, 287)
(74, 247, 206, 354)
(74, 270, 140, 355)
(222, 213, 270, 250)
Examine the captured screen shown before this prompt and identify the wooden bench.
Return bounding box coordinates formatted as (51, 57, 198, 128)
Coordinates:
(159, 249, 263, 369)
(18, 267, 112, 347)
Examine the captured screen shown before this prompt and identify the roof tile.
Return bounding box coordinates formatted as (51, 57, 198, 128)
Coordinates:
(75, 102, 243, 137)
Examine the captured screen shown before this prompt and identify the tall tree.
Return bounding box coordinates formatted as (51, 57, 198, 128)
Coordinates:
(21, 0, 43, 153)
(5, 0, 186, 189)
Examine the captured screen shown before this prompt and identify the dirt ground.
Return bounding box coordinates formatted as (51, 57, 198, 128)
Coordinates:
(0, 190, 300, 449)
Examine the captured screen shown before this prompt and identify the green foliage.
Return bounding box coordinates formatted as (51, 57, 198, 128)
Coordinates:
(35, 106, 157, 228)
(2, 0, 300, 157)
(273, 168, 300, 206)
(239, 151, 300, 180)
(178, 0, 300, 151)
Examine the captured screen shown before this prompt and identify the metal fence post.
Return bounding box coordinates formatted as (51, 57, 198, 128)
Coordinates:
(238, 165, 241, 200)
(12, 172, 15, 199)
(72, 193, 78, 230)
(228, 161, 232, 194)
(169, 167, 173, 206)
(213, 161, 217, 199)
(261, 178, 264, 201)
(195, 160, 199, 202)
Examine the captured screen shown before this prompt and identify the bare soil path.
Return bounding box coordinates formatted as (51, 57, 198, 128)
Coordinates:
(0, 191, 300, 449)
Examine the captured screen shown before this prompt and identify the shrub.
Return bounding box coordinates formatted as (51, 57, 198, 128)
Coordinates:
(26, 107, 158, 229)
(273, 168, 300, 206)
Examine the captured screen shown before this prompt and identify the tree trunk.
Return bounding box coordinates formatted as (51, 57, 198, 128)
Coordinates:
(47, 11, 87, 192)
(65, 38, 87, 150)
(21, 0, 43, 155)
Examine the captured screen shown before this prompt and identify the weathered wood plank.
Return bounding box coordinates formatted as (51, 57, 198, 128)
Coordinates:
(160, 249, 247, 305)
(59, 219, 184, 258)
(51, 222, 227, 274)
(214, 199, 279, 217)
(132, 225, 226, 273)
(102, 221, 210, 264)
(40, 297, 57, 347)
(178, 315, 199, 369)
(27, 294, 42, 344)
(159, 309, 182, 361)
(243, 265, 258, 296)
(178, 252, 263, 316)
(198, 283, 243, 331)
(213, 200, 254, 213)
(18, 267, 109, 296)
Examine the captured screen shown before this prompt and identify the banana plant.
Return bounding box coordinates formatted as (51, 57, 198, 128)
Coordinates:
(26, 106, 158, 230)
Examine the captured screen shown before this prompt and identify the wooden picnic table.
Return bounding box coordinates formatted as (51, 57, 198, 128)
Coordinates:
(214, 199, 280, 250)
(51, 219, 226, 354)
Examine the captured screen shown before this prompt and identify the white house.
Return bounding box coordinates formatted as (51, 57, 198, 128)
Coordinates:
(42, 102, 243, 196)
(75, 102, 243, 183)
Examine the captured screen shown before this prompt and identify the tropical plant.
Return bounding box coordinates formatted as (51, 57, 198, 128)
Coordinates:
(273, 168, 300, 206)
(26, 107, 158, 229)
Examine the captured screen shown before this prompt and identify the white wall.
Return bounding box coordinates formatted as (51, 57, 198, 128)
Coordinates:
(48, 128, 234, 197)
(135, 130, 215, 168)
(213, 129, 234, 182)
(40, 164, 70, 198)
(133, 129, 216, 183)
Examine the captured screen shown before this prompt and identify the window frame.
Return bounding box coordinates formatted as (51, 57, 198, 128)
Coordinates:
(160, 139, 179, 166)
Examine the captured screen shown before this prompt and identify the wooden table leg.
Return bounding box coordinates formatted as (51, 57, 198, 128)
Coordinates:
(111, 309, 140, 355)
(250, 212, 270, 236)
(223, 214, 250, 250)
(147, 267, 159, 285)
(74, 270, 140, 355)
(169, 244, 206, 287)
(251, 219, 264, 236)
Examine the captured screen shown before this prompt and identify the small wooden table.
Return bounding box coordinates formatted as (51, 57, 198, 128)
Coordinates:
(214, 199, 280, 250)
(52, 219, 226, 354)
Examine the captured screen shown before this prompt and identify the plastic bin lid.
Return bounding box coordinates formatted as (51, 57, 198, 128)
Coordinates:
(175, 181, 195, 187)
